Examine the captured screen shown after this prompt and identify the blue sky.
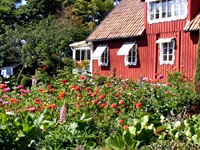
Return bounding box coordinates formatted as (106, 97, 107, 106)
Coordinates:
(21, 0, 27, 5)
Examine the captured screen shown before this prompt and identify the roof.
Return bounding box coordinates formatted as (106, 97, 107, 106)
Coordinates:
(86, 0, 145, 42)
(69, 41, 91, 50)
(184, 11, 200, 32)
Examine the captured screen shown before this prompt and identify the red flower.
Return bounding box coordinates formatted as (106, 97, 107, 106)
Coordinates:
(0, 84, 6, 89)
(99, 94, 105, 100)
(61, 79, 67, 83)
(118, 119, 123, 125)
(79, 75, 85, 80)
(119, 100, 124, 105)
(165, 91, 170, 95)
(85, 87, 91, 91)
(115, 93, 120, 97)
(93, 99, 98, 105)
(100, 103, 106, 108)
(75, 86, 80, 91)
(77, 93, 82, 98)
(110, 103, 117, 109)
(135, 102, 142, 109)
(106, 84, 111, 87)
(91, 92, 97, 97)
(115, 110, 120, 114)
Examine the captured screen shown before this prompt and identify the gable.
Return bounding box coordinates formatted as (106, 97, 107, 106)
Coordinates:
(86, 0, 145, 42)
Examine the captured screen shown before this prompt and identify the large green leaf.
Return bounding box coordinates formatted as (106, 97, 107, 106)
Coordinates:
(105, 133, 125, 150)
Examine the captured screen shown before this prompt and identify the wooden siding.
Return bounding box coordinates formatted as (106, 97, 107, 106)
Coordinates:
(180, 32, 198, 79)
(189, 0, 200, 20)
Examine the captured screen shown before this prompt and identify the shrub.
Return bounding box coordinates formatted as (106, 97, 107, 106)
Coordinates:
(95, 75, 108, 86)
(21, 76, 32, 88)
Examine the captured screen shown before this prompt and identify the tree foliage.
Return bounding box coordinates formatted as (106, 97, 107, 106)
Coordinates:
(194, 29, 200, 97)
(0, 0, 117, 73)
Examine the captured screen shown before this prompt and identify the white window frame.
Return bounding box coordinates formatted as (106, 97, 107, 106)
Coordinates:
(146, 0, 188, 24)
(156, 38, 175, 65)
(92, 45, 109, 66)
(117, 42, 137, 66)
(99, 46, 109, 66)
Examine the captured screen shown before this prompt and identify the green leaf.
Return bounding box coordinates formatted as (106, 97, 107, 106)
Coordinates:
(34, 108, 47, 126)
(105, 133, 125, 150)
(123, 129, 138, 148)
(129, 126, 136, 136)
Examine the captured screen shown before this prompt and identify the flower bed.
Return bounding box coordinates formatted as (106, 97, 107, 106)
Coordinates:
(0, 69, 199, 149)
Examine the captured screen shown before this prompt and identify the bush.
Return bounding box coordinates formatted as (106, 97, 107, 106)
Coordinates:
(21, 76, 32, 88)
(95, 75, 108, 86)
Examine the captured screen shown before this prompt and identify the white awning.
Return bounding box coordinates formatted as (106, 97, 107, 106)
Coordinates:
(145, 0, 159, 2)
(92, 46, 107, 59)
(117, 43, 135, 55)
(156, 37, 174, 43)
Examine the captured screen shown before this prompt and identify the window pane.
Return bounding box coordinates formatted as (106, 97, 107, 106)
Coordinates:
(169, 55, 173, 61)
(163, 55, 167, 61)
(149, 2, 155, 20)
(169, 48, 173, 54)
(87, 50, 90, 60)
(155, 2, 160, 19)
(169, 41, 173, 47)
(76, 50, 80, 60)
(162, 0, 167, 18)
(128, 56, 131, 62)
(163, 48, 168, 54)
(167, 0, 172, 17)
(163, 43, 168, 49)
(81, 50, 85, 60)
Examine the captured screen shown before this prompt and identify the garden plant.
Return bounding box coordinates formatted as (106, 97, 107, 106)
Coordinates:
(0, 66, 199, 150)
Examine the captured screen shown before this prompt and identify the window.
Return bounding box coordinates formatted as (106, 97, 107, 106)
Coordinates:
(75, 49, 90, 61)
(156, 38, 175, 65)
(146, 0, 188, 24)
(117, 42, 137, 66)
(92, 45, 109, 66)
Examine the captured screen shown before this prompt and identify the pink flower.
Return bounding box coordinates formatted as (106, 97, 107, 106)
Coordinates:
(16, 85, 23, 89)
(1, 95, 8, 99)
(2, 101, 9, 105)
(59, 103, 67, 124)
(3, 87, 10, 92)
(22, 89, 30, 93)
(29, 107, 36, 112)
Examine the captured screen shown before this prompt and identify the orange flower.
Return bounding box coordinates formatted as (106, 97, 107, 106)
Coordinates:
(100, 103, 106, 108)
(49, 88, 55, 92)
(58, 91, 66, 97)
(123, 125, 129, 130)
(9, 98, 20, 104)
(135, 102, 142, 109)
(47, 84, 53, 88)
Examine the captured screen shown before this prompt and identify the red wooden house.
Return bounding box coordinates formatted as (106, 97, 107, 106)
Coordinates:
(86, 0, 200, 81)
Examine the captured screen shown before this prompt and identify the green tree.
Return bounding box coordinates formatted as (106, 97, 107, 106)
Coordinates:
(194, 29, 200, 97)
(0, 0, 22, 33)
(0, 16, 90, 73)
